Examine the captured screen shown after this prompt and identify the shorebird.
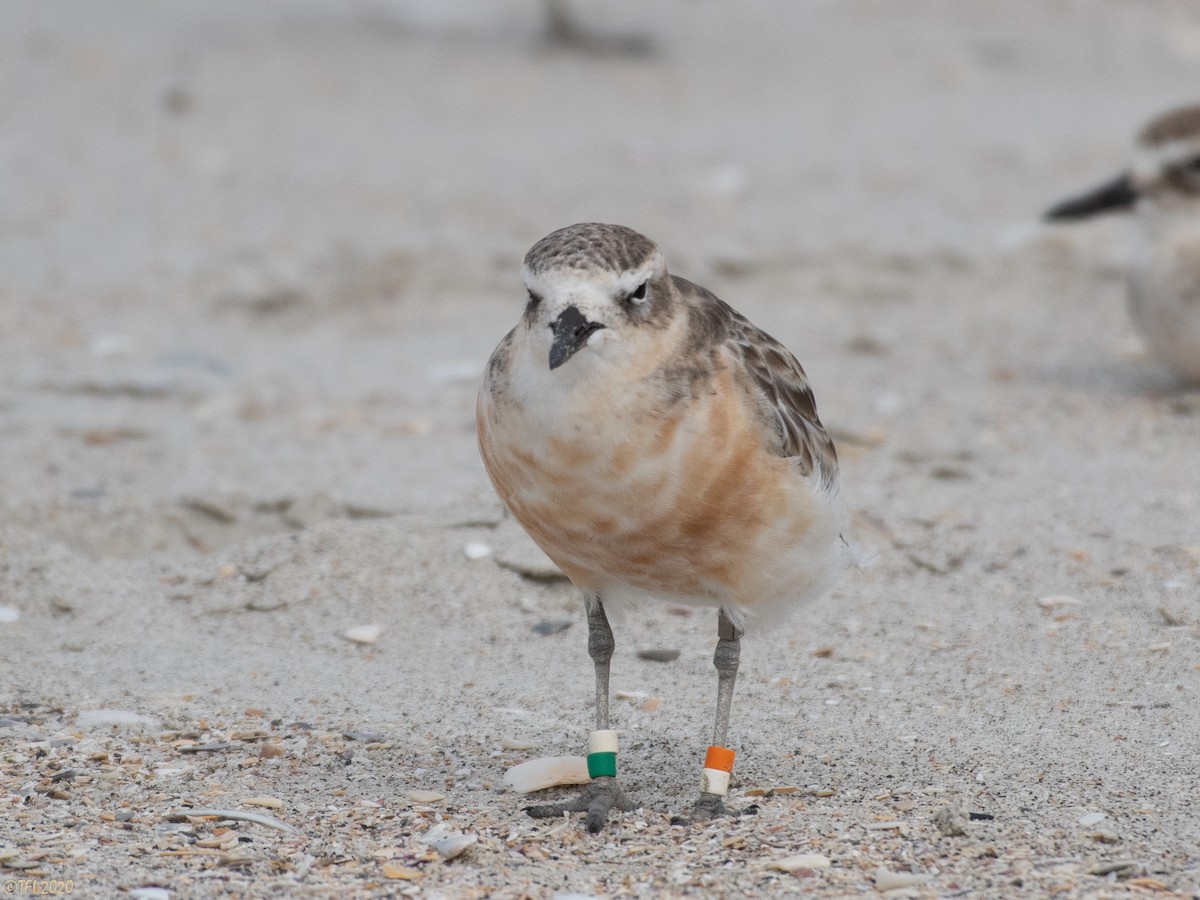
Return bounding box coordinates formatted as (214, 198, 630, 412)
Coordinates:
(1045, 103, 1200, 384)
(477, 223, 862, 831)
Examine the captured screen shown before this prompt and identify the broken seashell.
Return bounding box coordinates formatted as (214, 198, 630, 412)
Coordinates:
(503, 756, 590, 794)
(420, 823, 478, 860)
(764, 853, 831, 871)
(408, 790, 447, 804)
(431, 833, 476, 860)
(501, 737, 538, 751)
(241, 796, 284, 810)
(874, 869, 931, 891)
(77, 709, 157, 729)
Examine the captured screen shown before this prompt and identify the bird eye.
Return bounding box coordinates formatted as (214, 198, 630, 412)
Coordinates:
(1184, 156, 1200, 174)
(527, 288, 542, 305)
(623, 281, 648, 305)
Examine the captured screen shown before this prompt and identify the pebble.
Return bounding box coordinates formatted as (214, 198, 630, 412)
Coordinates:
(246, 592, 288, 613)
(1089, 860, 1137, 877)
(532, 619, 573, 636)
(932, 803, 967, 836)
(492, 518, 567, 580)
(180, 495, 239, 524)
(129, 889, 171, 900)
(464, 542, 493, 560)
(343, 624, 382, 645)
(636, 648, 680, 663)
(1077, 811, 1106, 826)
(0, 606, 19, 624)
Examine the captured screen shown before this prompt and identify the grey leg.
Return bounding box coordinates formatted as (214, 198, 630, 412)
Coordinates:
(710, 610, 742, 748)
(525, 598, 631, 832)
(587, 601, 614, 731)
(691, 610, 752, 821)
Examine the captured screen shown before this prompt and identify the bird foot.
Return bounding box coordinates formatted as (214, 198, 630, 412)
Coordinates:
(523, 776, 632, 833)
(671, 792, 759, 826)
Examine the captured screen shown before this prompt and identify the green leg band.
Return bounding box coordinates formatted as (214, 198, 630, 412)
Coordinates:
(587, 751, 617, 779)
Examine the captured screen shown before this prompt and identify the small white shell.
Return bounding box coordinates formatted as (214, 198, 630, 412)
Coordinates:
(764, 853, 831, 871)
(343, 624, 382, 644)
(503, 756, 590, 794)
(432, 833, 477, 860)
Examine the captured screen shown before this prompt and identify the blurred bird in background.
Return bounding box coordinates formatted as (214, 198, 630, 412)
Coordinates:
(1046, 103, 1200, 385)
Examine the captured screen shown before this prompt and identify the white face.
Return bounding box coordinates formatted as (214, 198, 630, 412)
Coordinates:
(1133, 137, 1200, 208)
(520, 250, 669, 375)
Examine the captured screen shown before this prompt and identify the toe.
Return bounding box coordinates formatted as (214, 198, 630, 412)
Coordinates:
(523, 777, 630, 831)
(688, 791, 758, 823)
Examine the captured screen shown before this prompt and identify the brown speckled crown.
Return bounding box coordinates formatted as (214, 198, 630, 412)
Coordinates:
(524, 223, 660, 275)
(1138, 104, 1200, 147)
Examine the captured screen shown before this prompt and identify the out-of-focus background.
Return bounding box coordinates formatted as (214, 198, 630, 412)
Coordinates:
(3, 2, 1199, 896)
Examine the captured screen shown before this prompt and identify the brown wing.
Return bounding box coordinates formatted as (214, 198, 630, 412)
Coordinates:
(673, 276, 839, 486)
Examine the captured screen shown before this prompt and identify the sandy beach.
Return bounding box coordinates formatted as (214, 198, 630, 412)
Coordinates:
(3, 2, 1200, 896)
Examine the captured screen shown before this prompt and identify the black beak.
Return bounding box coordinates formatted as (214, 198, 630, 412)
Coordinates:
(548, 305, 605, 370)
(1044, 171, 1139, 221)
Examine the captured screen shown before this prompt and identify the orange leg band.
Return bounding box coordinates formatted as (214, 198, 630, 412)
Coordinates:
(704, 745, 735, 773)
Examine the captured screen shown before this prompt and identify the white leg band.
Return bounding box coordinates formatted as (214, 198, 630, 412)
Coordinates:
(589, 729, 619, 754)
(701, 767, 731, 797)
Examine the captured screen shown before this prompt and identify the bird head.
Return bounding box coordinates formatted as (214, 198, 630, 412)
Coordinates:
(1046, 103, 1200, 222)
(520, 223, 675, 374)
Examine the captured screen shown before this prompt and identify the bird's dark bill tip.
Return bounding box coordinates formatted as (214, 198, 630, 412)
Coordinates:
(548, 306, 604, 370)
(1044, 171, 1138, 221)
